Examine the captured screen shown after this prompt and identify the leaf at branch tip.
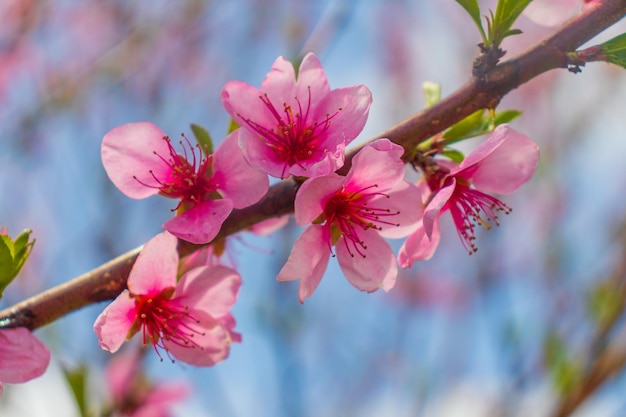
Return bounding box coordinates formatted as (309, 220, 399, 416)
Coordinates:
(0, 229, 35, 298)
(600, 33, 626, 69)
(227, 118, 240, 134)
(422, 82, 441, 108)
(588, 281, 624, 327)
(454, 0, 487, 42)
(64, 365, 89, 417)
(190, 123, 214, 156)
(490, 0, 532, 46)
(543, 330, 582, 394)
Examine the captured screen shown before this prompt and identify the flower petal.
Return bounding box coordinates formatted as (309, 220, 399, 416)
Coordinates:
(398, 219, 441, 268)
(162, 199, 234, 244)
(336, 230, 397, 292)
(377, 180, 424, 239)
(423, 179, 455, 238)
(346, 139, 405, 192)
(454, 124, 540, 194)
(294, 53, 330, 100)
(277, 225, 331, 303)
(164, 311, 231, 367)
(101, 122, 172, 199)
(294, 174, 345, 226)
(93, 290, 136, 353)
(128, 232, 178, 295)
(212, 130, 268, 208)
(0, 328, 50, 384)
(176, 265, 241, 319)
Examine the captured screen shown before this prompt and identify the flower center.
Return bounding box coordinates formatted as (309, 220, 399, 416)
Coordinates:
(446, 181, 511, 254)
(134, 290, 205, 361)
(323, 184, 400, 258)
(133, 135, 217, 212)
(239, 86, 342, 176)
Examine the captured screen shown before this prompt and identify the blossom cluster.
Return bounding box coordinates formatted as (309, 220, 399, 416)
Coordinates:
(92, 52, 540, 367)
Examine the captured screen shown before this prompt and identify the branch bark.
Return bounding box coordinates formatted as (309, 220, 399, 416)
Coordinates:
(1, 0, 625, 332)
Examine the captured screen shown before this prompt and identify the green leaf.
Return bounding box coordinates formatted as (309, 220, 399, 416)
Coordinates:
(0, 229, 35, 298)
(64, 365, 89, 417)
(190, 123, 213, 156)
(227, 118, 240, 134)
(454, 0, 487, 42)
(441, 148, 465, 163)
(543, 331, 581, 394)
(422, 82, 441, 108)
(0, 237, 14, 297)
(600, 33, 626, 69)
(490, 0, 532, 45)
(443, 109, 522, 145)
(443, 110, 485, 142)
(588, 281, 623, 327)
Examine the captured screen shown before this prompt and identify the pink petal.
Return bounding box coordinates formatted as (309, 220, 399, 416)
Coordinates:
(105, 348, 140, 401)
(398, 219, 441, 268)
(176, 265, 241, 319)
(212, 130, 269, 209)
(453, 125, 540, 194)
(93, 290, 137, 353)
(222, 81, 279, 131)
(164, 311, 231, 367)
(294, 174, 345, 226)
(287, 142, 346, 178)
(346, 139, 405, 192)
(236, 128, 288, 178)
(293, 53, 330, 100)
(163, 199, 234, 244)
(377, 181, 423, 239)
(133, 382, 190, 417)
(277, 225, 331, 303)
(423, 179, 455, 238)
(336, 230, 397, 292)
(0, 328, 50, 384)
(312, 84, 373, 149)
(101, 122, 172, 199)
(128, 232, 178, 295)
(259, 55, 298, 101)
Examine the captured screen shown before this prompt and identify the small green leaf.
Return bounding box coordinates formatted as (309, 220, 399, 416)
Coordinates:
(0, 229, 35, 298)
(454, 0, 487, 42)
(190, 123, 213, 156)
(494, 109, 522, 125)
(442, 148, 465, 163)
(227, 118, 240, 134)
(422, 82, 441, 108)
(600, 33, 626, 69)
(588, 281, 623, 327)
(490, 0, 532, 46)
(543, 331, 581, 394)
(443, 110, 485, 142)
(64, 365, 89, 417)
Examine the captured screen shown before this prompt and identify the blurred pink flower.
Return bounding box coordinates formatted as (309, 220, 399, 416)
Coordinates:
(399, 125, 539, 267)
(94, 232, 241, 366)
(106, 348, 189, 417)
(278, 139, 422, 302)
(0, 327, 51, 395)
(222, 52, 373, 178)
(101, 123, 268, 244)
(524, 0, 596, 27)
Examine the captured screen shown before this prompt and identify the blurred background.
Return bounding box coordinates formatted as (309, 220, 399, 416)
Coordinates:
(2, 0, 626, 416)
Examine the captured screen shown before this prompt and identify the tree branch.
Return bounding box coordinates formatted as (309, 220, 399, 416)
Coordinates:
(1, 0, 625, 331)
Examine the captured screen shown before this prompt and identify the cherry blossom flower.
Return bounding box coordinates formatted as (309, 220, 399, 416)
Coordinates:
(277, 139, 422, 302)
(105, 348, 189, 417)
(221, 52, 373, 179)
(0, 327, 51, 395)
(101, 122, 268, 244)
(398, 124, 539, 268)
(94, 232, 242, 366)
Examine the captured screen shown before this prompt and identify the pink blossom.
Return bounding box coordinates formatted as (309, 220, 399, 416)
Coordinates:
(524, 0, 596, 27)
(399, 125, 539, 267)
(221, 52, 373, 178)
(94, 232, 242, 366)
(102, 122, 268, 244)
(106, 348, 189, 417)
(0, 327, 51, 395)
(277, 139, 422, 302)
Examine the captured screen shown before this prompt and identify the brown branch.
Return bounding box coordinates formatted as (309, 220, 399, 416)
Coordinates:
(1, 0, 626, 331)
